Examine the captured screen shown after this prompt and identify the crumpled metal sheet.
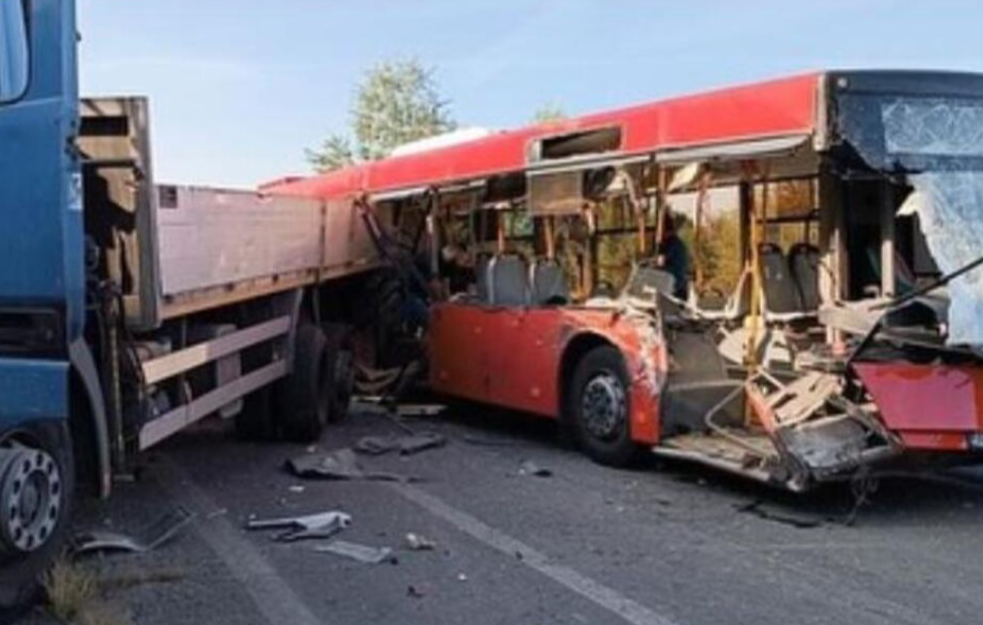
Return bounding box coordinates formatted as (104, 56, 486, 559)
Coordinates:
(72, 507, 195, 556)
(354, 432, 446, 456)
(286, 448, 418, 483)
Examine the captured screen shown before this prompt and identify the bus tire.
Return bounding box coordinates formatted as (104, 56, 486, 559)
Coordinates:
(0, 422, 75, 619)
(279, 323, 330, 443)
(568, 345, 638, 467)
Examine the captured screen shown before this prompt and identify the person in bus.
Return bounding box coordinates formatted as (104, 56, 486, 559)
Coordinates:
(657, 211, 691, 300)
(439, 243, 476, 295)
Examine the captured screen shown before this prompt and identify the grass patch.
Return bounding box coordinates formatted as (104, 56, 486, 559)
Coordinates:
(42, 558, 184, 625)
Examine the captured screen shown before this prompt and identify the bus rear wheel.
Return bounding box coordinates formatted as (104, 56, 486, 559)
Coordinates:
(0, 424, 74, 617)
(569, 346, 638, 467)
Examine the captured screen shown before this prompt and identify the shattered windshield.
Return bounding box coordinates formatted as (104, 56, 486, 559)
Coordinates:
(840, 94, 983, 346)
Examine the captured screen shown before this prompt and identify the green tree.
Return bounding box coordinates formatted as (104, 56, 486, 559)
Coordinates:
(531, 103, 567, 123)
(307, 59, 456, 172)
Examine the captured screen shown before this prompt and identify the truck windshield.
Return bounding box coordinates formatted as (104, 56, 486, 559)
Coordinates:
(0, 0, 29, 103)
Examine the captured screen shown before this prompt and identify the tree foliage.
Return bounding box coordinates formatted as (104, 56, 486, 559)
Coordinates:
(531, 103, 567, 123)
(307, 59, 456, 172)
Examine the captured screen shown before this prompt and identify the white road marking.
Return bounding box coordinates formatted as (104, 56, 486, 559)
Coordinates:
(393, 482, 682, 625)
(154, 456, 323, 625)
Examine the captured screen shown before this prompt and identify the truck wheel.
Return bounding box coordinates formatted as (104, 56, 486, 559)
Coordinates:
(0, 424, 74, 617)
(279, 323, 331, 442)
(323, 323, 354, 424)
(234, 387, 274, 441)
(568, 346, 639, 467)
(358, 271, 405, 368)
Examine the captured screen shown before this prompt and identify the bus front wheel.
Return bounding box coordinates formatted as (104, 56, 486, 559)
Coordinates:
(568, 346, 638, 467)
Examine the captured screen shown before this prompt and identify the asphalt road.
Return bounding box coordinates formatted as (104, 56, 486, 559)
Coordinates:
(21, 402, 983, 625)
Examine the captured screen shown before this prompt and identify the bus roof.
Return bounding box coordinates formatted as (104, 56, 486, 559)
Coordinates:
(268, 72, 825, 199)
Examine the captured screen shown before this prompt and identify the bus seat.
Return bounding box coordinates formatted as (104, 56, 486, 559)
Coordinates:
(759, 243, 803, 315)
(789, 243, 821, 311)
(759, 243, 816, 323)
(697, 266, 750, 321)
(488, 254, 530, 306)
(530, 259, 570, 305)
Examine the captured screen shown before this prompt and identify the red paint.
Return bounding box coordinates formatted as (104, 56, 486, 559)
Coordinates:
(428, 303, 662, 445)
(896, 431, 969, 452)
(854, 363, 983, 432)
(266, 73, 820, 200)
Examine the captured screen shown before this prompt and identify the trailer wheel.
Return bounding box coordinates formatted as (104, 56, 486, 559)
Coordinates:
(323, 323, 354, 424)
(279, 323, 331, 443)
(0, 423, 74, 617)
(568, 346, 638, 467)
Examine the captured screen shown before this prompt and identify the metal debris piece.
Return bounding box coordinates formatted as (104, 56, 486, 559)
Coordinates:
(404, 532, 436, 551)
(287, 448, 417, 483)
(396, 404, 447, 418)
(734, 500, 822, 529)
(72, 507, 195, 556)
(316, 540, 393, 564)
(355, 433, 447, 456)
(288, 485, 306, 494)
(246, 511, 352, 542)
(519, 460, 553, 478)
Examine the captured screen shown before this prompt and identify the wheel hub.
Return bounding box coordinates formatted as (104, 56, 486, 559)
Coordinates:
(0, 446, 62, 554)
(581, 373, 627, 440)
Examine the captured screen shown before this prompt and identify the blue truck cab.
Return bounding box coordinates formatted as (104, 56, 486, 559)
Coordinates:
(0, 0, 374, 613)
(0, 0, 82, 612)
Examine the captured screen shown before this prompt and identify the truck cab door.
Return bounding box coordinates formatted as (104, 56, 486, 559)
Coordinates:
(0, 0, 84, 349)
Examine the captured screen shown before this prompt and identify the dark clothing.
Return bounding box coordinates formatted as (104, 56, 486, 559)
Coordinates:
(439, 257, 475, 294)
(662, 235, 691, 299)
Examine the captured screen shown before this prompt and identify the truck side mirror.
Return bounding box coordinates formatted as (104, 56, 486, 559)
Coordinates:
(0, 0, 30, 103)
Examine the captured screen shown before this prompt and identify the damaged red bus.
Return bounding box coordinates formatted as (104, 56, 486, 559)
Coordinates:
(272, 70, 983, 491)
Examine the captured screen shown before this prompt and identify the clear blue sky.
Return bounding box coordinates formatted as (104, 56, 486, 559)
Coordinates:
(79, 0, 981, 188)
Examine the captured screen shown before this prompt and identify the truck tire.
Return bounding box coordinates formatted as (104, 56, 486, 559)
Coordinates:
(279, 323, 331, 442)
(568, 345, 639, 467)
(323, 323, 354, 424)
(0, 423, 74, 619)
(358, 271, 406, 368)
(234, 387, 274, 441)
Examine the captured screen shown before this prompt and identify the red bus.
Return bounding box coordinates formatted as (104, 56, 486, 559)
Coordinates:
(272, 70, 983, 491)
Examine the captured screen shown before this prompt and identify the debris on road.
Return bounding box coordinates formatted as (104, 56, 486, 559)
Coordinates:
(355, 432, 447, 456)
(395, 404, 447, 418)
(315, 540, 394, 564)
(404, 532, 436, 551)
(246, 510, 352, 542)
(734, 500, 823, 529)
(288, 485, 306, 494)
(518, 460, 553, 478)
(406, 584, 426, 599)
(287, 448, 419, 483)
(72, 507, 195, 556)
